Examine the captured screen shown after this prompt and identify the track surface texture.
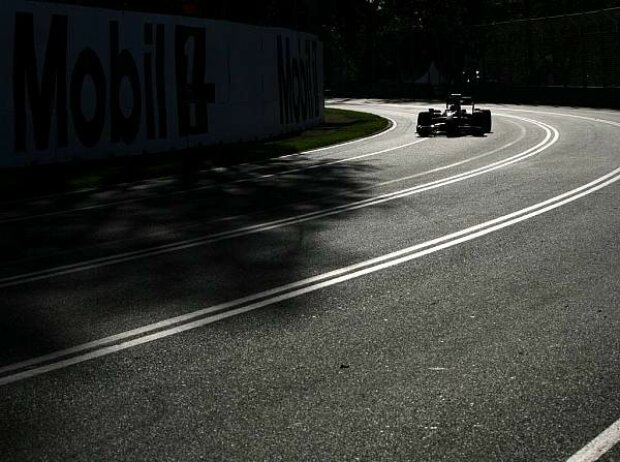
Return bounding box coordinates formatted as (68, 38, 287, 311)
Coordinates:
(1, 100, 620, 462)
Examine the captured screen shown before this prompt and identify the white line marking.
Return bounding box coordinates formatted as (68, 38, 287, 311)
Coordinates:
(481, 107, 620, 130)
(0, 113, 526, 228)
(566, 417, 620, 462)
(370, 118, 527, 189)
(0, 111, 525, 225)
(358, 102, 620, 132)
(1, 162, 618, 386)
(0, 114, 399, 211)
(7, 102, 620, 458)
(245, 138, 428, 180)
(0, 119, 417, 225)
(0, 116, 557, 289)
(280, 113, 400, 156)
(373, 102, 620, 462)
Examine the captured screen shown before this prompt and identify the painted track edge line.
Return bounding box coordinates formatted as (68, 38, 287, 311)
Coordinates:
(0, 117, 405, 225)
(566, 417, 620, 462)
(0, 114, 398, 209)
(0, 116, 557, 288)
(281, 113, 398, 156)
(1, 164, 619, 385)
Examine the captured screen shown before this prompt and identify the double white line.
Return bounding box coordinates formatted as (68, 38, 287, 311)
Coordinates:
(0, 115, 555, 289)
(1, 157, 619, 387)
(4, 108, 620, 462)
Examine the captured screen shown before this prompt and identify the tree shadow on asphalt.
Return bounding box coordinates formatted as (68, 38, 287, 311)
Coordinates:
(0, 154, 390, 366)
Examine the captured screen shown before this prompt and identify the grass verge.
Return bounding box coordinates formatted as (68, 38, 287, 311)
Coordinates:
(1, 108, 389, 199)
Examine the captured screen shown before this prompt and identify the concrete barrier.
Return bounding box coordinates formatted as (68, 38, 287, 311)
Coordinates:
(0, 1, 324, 167)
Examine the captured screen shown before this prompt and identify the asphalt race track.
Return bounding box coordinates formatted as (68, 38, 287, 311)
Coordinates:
(1, 100, 620, 461)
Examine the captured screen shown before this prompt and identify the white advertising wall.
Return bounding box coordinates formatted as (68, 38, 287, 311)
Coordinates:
(0, 1, 324, 167)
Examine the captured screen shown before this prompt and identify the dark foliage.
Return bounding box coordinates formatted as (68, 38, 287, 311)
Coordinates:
(35, 0, 620, 91)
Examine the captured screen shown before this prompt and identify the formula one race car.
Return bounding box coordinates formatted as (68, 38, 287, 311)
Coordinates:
(416, 94, 492, 137)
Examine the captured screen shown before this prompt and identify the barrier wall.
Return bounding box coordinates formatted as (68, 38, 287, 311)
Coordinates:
(0, 1, 324, 167)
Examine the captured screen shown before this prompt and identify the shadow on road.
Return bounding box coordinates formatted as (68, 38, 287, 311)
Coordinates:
(0, 154, 385, 365)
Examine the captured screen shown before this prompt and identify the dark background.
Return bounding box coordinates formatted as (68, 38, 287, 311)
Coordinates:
(36, 0, 620, 105)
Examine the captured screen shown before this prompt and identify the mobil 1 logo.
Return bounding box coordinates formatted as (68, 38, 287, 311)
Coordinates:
(13, 11, 216, 153)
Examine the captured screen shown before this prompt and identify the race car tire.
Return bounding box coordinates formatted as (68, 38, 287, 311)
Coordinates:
(417, 127, 432, 137)
(446, 119, 459, 137)
(481, 110, 492, 133)
(417, 111, 433, 136)
(472, 112, 486, 136)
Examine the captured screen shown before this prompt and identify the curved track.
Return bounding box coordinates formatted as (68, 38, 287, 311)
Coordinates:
(1, 101, 619, 461)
